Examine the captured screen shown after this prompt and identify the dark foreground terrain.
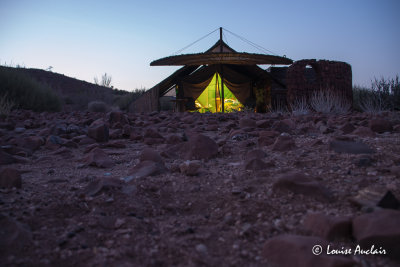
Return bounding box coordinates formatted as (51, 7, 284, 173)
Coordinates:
(1, 110, 400, 266)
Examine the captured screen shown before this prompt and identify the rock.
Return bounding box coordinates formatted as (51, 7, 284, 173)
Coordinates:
(87, 120, 109, 142)
(45, 135, 64, 150)
(272, 172, 333, 201)
(298, 122, 319, 135)
(144, 128, 164, 139)
(82, 177, 122, 196)
(14, 127, 26, 134)
(108, 110, 128, 126)
(339, 123, 355, 134)
(353, 209, 400, 260)
(122, 125, 132, 137)
(104, 140, 126, 149)
(377, 191, 400, 210)
(143, 137, 164, 145)
(258, 131, 278, 147)
(139, 148, 164, 164)
(354, 155, 374, 167)
(129, 132, 142, 141)
(390, 166, 400, 176)
(239, 118, 256, 128)
(272, 119, 294, 134)
(329, 140, 375, 154)
(0, 150, 16, 165)
(21, 136, 44, 152)
(262, 234, 355, 267)
(271, 135, 296, 151)
(0, 168, 21, 188)
(195, 243, 208, 254)
(349, 186, 388, 209)
(352, 126, 376, 138)
(256, 119, 270, 128)
(0, 213, 32, 256)
(183, 134, 218, 160)
(258, 136, 275, 147)
(165, 134, 182, 144)
(82, 148, 114, 168)
(369, 119, 393, 133)
(303, 213, 352, 241)
(259, 130, 280, 139)
(109, 129, 123, 139)
(244, 149, 272, 170)
(245, 149, 266, 159)
(125, 160, 165, 182)
(179, 160, 201, 176)
(245, 158, 274, 171)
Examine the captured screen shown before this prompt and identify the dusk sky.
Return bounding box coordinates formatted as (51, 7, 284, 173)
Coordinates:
(1, 0, 399, 91)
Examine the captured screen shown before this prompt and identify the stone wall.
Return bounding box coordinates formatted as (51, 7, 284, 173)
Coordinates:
(286, 59, 352, 109)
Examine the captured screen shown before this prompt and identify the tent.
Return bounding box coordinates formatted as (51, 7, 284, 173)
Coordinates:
(131, 28, 293, 113)
(194, 73, 243, 113)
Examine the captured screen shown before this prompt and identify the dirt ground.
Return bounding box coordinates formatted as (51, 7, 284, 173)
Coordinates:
(1, 110, 400, 266)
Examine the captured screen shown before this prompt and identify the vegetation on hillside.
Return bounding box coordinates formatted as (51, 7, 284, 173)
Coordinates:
(0, 66, 61, 112)
(353, 75, 400, 113)
(94, 73, 113, 88)
(113, 88, 146, 111)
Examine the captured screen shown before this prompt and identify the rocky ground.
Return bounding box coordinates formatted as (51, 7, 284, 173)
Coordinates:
(1, 110, 400, 266)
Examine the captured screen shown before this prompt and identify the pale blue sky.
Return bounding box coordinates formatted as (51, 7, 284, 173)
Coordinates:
(1, 0, 399, 91)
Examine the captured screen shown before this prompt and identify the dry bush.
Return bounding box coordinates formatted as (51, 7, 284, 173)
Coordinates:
(353, 75, 399, 113)
(268, 100, 288, 115)
(310, 89, 350, 114)
(88, 101, 108, 112)
(290, 97, 310, 116)
(0, 94, 15, 117)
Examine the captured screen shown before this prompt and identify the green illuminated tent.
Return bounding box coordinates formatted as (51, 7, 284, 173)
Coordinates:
(131, 28, 293, 113)
(195, 73, 243, 113)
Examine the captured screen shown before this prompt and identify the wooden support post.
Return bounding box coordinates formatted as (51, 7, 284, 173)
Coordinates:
(220, 28, 224, 112)
(221, 65, 224, 113)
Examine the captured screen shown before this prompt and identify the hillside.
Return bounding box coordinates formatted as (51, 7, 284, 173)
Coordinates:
(0, 66, 131, 111)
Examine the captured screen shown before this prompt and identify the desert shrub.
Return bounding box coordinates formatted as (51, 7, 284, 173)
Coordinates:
(113, 88, 146, 111)
(268, 100, 288, 115)
(94, 73, 112, 88)
(88, 101, 108, 112)
(290, 97, 310, 116)
(310, 89, 350, 114)
(0, 93, 15, 117)
(353, 75, 400, 113)
(0, 66, 61, 111)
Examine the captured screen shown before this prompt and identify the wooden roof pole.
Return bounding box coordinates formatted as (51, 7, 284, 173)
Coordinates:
(219, 27, 223, 52)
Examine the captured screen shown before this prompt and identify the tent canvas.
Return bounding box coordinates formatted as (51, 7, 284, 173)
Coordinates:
(195, 73, 243, 113)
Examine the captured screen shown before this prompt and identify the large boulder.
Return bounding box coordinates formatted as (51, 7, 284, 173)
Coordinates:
(273, 172, 333, 201)
(303, 213, 352, 241)
(352, 209, 400, 260)
(183, 134, 218, 160)
(87, 119, 109, 143)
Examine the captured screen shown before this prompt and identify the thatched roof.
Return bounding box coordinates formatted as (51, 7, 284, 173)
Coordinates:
(150, 52, 293, 66)
(151, 40, 293, 66)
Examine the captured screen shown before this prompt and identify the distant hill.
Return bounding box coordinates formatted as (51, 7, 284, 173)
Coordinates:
(1, 66, 131, 111)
